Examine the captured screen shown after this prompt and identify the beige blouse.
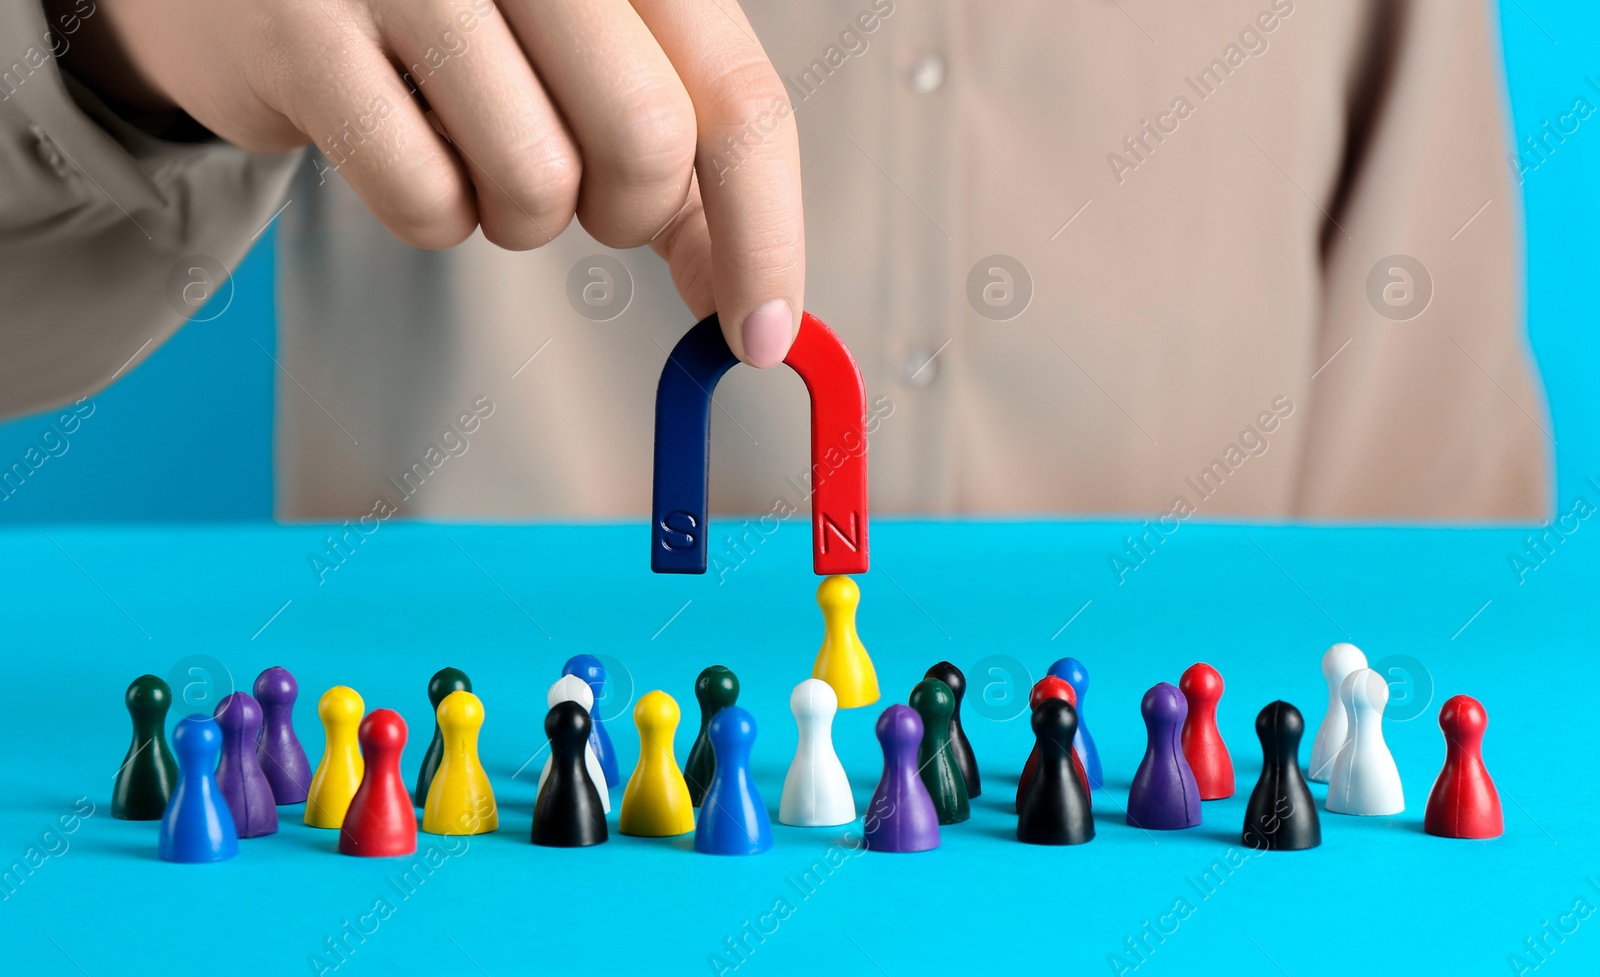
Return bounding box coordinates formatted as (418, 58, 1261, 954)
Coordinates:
(1, 0, 1551, 521)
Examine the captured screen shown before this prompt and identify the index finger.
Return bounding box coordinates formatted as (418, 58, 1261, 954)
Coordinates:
(631, 0, 804, 368)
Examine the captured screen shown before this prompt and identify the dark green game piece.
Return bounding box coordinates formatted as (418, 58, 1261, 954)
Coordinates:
(909, 677, 970, 824)
(113, 675, 179, 820)
(415, 667, 472, 805)
(685, 665, 739, 807)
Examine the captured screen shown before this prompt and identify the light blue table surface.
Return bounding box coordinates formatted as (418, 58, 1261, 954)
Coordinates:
(0, 519, 1592, 977)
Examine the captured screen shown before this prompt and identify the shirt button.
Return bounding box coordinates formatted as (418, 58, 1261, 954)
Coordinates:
(898, 345, 940, 386)
(30, 125, 74, 179)
(907, 54, 946, 95)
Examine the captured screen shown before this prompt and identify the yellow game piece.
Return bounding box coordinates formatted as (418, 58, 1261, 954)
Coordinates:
(304, 686, 364, 828)
(618, 690, 695, 837)
(811, 575, 879, 708)
(423, 691, 498, 835)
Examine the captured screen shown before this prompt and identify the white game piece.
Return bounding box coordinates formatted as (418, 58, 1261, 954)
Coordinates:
(1309, 642, 1367, 783)
(779, 679, 856, 827)
(1325, 668, 1404, 816)
(540, 675, 610, 813)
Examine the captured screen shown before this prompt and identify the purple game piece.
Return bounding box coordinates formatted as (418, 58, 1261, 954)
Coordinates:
(1127, 682, 1202, 830)
(254, 666, 312, 804)
(864, 705, 941, 853)
(213, 693, 279, 838)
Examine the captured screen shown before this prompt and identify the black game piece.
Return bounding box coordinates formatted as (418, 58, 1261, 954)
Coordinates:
(685, 665, 739, 807)
(1243, 701, 1321, 851)
(533, 701, 609, 847)
(923, 661, 980, 798)
(415, 667, 472, 805)
(1017, 698, 1094, 846)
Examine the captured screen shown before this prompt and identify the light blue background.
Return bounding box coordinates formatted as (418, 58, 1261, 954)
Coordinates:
(1, 521, 1594, 977)
(0, 0, 1595, 522)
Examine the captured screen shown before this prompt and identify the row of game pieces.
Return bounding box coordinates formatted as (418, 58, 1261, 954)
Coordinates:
(538, 644, 1502, 852)
(113, 659, 606, 860)
(672, 649, 1503, 853)
(111, 573, 878, 860)
(110, 577, 1499, 858)
(755, 580, 1496, 847)
(113, 647, 1501, 863)
(798, 576, 1499, 844)
(113, 653, 883, 860)
(997, 647, 1504, 849)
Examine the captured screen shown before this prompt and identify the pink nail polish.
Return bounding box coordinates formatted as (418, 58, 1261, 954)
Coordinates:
(741, 299, 794, 369)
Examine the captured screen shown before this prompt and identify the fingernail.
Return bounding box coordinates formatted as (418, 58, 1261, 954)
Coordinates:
(741, 299, 794, 369)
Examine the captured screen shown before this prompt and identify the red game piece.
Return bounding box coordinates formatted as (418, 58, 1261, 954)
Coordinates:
(1179, 663, 1234, 800)
(338, 709, 417, 858)
(1424, 695, 1504, 839)
(1016, 677, 1089, 811)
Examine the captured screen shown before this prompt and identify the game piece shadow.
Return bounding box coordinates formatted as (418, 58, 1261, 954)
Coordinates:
(1195, 826, 1245, 845)
(1092, 808, 1161, 832)
(976, 796, 1019, 816)
(95, 838, 164, 861)
(280, 828, 343, 855)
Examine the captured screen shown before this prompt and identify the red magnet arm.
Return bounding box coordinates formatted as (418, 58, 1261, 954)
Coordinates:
(783, 313, 870, 574)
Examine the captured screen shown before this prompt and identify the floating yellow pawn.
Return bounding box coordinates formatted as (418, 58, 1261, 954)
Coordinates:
(619, 691, 695, 836)
(812, 575, 879, 708)
(423, 690, 498, 835)
(305, 686, 364, 828)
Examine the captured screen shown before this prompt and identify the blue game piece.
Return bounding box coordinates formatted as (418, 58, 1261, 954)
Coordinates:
(1048, 657, 1103, 789)
(693, 706, 773, 856)
(159, 715, 239, 863)
(651, 314, 739, 574)
(561, 655, 619, 787)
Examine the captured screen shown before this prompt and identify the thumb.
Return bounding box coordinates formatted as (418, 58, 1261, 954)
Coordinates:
(649, 176, 799, 369)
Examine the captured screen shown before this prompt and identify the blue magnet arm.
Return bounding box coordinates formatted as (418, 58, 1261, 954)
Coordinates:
(651, 315, 739, 573)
